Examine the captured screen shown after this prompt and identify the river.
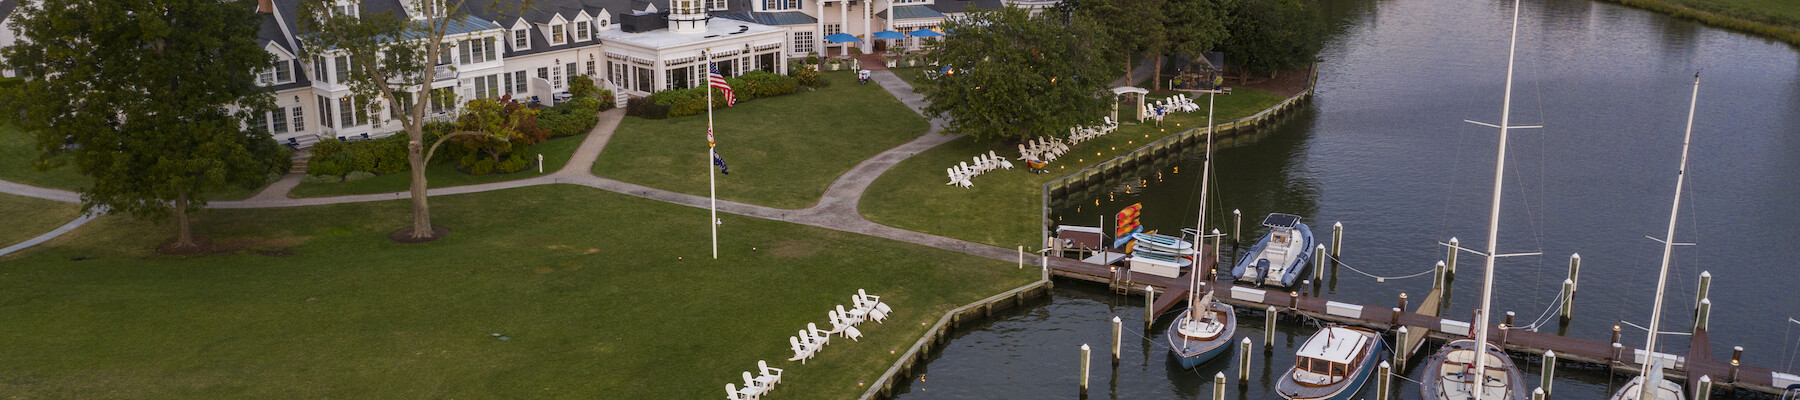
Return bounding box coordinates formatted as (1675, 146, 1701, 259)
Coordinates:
(893, 0, 1800, 398)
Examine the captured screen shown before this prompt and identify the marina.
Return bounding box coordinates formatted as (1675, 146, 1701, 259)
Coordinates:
(889, 0, 1800, 398)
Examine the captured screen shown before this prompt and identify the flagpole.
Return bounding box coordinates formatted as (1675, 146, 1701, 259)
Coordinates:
(706, 49, 718, 260)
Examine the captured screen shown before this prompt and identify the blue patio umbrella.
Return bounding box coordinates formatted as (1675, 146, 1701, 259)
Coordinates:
(871, 30, 908, 40)
(910, 28, 944, 37)
(824, 33, 862, 43)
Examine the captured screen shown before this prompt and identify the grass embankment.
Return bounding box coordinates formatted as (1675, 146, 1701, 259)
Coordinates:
(0, 184, 1034, 398)
(1, 125, 270, 200)
(860, 89, 1289, 249)
(290, 130, 591, 198)
(1604, 0, 1800, 45)
(593, 72, 929, 209)
(0, 193, 80, 247)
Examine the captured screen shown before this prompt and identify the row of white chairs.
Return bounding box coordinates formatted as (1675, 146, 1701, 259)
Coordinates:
(726, 361, 784, 400)
(1018, 137, 1071, 166)
(1069, 116, 1121, 143)
(1155, 94, 1201, 114)
(788, 289, 893, 364)
(946, 151, 1013, 188)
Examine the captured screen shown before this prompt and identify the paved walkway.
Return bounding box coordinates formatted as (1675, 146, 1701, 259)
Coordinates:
(0, 70, 1035, 266)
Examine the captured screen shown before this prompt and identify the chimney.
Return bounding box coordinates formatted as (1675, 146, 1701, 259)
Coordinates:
(258, 0, 274, 13)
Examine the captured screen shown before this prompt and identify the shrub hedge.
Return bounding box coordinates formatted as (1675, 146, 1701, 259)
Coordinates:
(630, 71, 806, 119)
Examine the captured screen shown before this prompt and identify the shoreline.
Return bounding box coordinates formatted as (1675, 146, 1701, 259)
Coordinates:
(1595, 0, 1800, 46)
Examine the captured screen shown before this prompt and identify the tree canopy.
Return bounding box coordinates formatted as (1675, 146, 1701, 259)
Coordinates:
(0, 0, 282, 248)
(923, 7, 1116, 140)
(1222, 0, 1324, 78)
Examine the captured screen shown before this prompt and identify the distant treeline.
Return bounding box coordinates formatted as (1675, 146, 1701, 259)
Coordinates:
(1600, 0, 1800, 46)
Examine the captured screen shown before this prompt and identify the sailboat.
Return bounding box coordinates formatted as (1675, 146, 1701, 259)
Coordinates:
(1606, 73, 1705, 400)
(1164, 84, 1236, 369)
(1420, 1, 1535, 398)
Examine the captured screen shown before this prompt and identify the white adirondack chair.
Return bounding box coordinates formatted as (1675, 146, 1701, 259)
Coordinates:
(756, 360, 784, 388)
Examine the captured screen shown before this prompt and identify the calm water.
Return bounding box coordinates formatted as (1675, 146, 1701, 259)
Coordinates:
(897, 0, 1800, 398)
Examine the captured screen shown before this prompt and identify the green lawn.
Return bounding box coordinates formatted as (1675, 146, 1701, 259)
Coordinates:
(0, 124, 93, 191)
(860, 89, 1290, 249)
(1604, 0, 1800, 44)
(1668, 0, 1800, 26)
(1, 124, 270, 200)
(593, 72, 930, 209)
(0, 184, 1034, 398)
(892, 67, 933, 91)
(0, 193, 80, 247)
(291, 131, 589, 198)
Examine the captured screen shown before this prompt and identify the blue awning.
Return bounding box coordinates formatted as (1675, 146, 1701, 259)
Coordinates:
(824, 33, 862, 43)
(872, 30, 908, 40)
(909, 28, 944, 37)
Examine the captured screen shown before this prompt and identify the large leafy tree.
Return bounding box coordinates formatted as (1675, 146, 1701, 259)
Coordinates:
(0, 0, 282, 249)
(1064, 0, 1158, 85)
(297, 0, 524, 241)
(924, 7, 1114, 141)
(1222, 0, 1324, 81)
(1157, 0, 1234, 89)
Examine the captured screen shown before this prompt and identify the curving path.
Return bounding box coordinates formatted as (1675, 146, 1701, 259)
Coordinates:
(0, 69, 1049, 265)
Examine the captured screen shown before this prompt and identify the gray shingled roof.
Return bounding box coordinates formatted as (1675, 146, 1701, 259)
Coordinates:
(875, 5, 944, 20)
(713, 10, 815, 26)
(926, 0, 1004, 14)
(0, 0, 20, 22)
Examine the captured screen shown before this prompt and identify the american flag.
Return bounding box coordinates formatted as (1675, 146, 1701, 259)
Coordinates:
(708, 65, 735, 107)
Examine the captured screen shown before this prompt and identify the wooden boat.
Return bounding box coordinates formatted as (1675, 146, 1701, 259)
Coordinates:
(1420, 339, 1526, 399)
(1276, 325, 1386, 400)
(1230, 213, 1313, 287)
(1164, 86, 1236, 369)
(1165, 288, 1235, 368)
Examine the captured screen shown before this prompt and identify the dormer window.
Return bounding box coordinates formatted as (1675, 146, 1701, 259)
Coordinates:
(512, 28, 530, 50)
(575, 21, 590, 41)
(329, 3, 357, 17)
(259, 60, 294, 85)
(709, 0, 726, 11)
(550, 25, 566, 45)
(598, 17, 609, 29)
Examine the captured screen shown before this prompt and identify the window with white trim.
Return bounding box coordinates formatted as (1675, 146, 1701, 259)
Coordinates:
(292, 106, 305, 132)
(792, 31, 814, 54)
(552, 63, 565, 89)
(709, 0, 726, 10)
(514, 70, 527, 94)
(513, 29, 530, 50)
(576, 21, 591, 41)
(824, 24, 842, 36)
(334, 55, 352, 84)
(585, 60, 596, 77)
(550, 25, 566, 45)
(271, 107, 288, 133)
(317, 95, 332, 128)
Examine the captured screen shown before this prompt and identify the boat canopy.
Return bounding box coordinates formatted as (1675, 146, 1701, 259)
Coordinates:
(1296, 327, 1367, 364)
(1262, 213, 1302, 229)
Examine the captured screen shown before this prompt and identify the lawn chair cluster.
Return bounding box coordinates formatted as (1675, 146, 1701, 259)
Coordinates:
(1068, 116, 1121, 143)
(945, 151, 1013, 188)
(1154, 94, 1202, 114)
(1015, 136, 1074, 173)
(725, 360, 784, 400)
(787, 289, 893, 364)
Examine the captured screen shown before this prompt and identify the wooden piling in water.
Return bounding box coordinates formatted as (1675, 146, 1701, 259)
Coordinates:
(1239, 338, 1252, 383)
(1211, 229, 1222, 265)
(1694, 298, 1712, 331)
(1111, 317, 1122, 364)
(1212, 372, 1225, 400)
(1434, 261, 1447, 290)
(1377, 361, 1391, 400)
(1560, 279, 1576, 322)
(1567, 253, 1580, 290)
(1331, 222, 1343, 260)
(1232, 209, 1241, 244)
(1695, 271, 1711, 311)
(1532, 387, 1546, 400)
(1696, 375, 1712, 400)
(1314, 244, 1326, 280)
(1144, 287, 1155, 330)
(1264, 306, 1277, 350)
(1080, 344, 1090, 396)
(1447, 237, 1459, 276)
(1542, 350, 1557, 397)
(1396, 326, 1410, 373)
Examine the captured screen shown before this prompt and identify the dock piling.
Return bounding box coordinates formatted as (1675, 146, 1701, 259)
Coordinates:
(1331, 222, 1343, 261)
(1212, 229, 1222, 265)
(1505, 311, 1516, 327)
(1532, 387, 1545, 400)
(1694, 298, 1712, 331)
(1144, 287, 1155, 330)
(1212, 372, 1225, 400)
(1542, 350, 1556, 397)
(1560, 279, 1576, 322)
(1111, 317, 1122, 364)
(1314, 244, 1326, 281)
(1567, 253, 1580, 290)
(1232, 209, 1241, 244)
(1238, 338, 1252, 384)
(1377, 361, 1391, 400)
(1396, 326, 1410, 373)
(1080, 344, 1091, 396)
(1434, 261, 1447, 290)
(1695, 271, 1711, 311)
(1696, 375, 1712, 400)
(1447, 237, 1459, 276)
(1018, 246, 1023, 269)
(1264, 306, 1277, 350)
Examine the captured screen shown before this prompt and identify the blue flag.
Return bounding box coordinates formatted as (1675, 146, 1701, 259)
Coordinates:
(712, 152, 729, 175)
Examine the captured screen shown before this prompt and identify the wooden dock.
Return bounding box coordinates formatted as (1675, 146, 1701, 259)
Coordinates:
(1043, 255, 1800, 397)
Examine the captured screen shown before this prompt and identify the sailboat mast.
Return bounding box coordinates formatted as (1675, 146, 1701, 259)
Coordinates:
(1471, 1, 1525, 394)
(1640, 73, 1700, 400)
(1188, 91, 1217, 319)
